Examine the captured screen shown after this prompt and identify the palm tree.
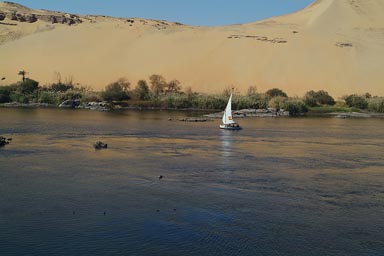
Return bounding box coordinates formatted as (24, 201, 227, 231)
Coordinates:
(18, 70, 28, 81)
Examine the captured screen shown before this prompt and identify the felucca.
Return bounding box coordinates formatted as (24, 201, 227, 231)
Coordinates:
(220, 93, 241, 130)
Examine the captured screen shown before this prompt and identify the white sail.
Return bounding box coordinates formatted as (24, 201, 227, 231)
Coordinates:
(222, 94, 236, 125)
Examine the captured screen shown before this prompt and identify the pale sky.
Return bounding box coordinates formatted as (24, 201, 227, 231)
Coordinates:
(12, 0, 315, 26)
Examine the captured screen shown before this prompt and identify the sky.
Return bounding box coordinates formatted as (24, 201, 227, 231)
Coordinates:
(12, 0, 315, 26)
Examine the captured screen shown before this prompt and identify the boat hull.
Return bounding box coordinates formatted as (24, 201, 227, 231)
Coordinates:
(220, 124, 242, 130)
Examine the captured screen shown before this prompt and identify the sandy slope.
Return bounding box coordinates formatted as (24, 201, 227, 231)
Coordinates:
(1, 0, 383, 96)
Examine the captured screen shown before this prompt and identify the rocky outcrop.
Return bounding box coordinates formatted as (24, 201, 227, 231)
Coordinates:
(5, 12, 37, 23)
(35, 14, 82, 25)
(0, 2, 82, 25)
(3, 11, 82, 25)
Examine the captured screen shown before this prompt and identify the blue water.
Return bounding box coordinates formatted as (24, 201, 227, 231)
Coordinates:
(0, 108, 383, 255)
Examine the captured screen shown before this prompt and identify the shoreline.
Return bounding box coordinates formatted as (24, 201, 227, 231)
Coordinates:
(1, 102, 384, 118)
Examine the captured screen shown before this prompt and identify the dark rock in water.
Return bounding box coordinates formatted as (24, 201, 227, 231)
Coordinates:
(178, 117, 208, 122)
(59, 99, 80, 108)
(94, 141, 107, 150)
(0, 136, 10, 147)
(159, 175, 163, 180)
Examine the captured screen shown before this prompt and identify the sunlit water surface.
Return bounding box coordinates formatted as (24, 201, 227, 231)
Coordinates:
(0, 108, 383, 256)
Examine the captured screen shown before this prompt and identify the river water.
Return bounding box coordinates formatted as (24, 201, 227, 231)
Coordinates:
(0, 108, 383, 256)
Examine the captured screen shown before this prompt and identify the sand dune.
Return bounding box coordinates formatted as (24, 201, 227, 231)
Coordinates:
(1, 0, 383, 96)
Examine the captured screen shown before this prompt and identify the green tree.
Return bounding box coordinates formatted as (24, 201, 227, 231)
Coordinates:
(266, 88, 288, 98)
(304, 90, 335, 107)
(102, 78, 130, 102)
(344, 94, 368, 109)
(303, 90, 318, 107)
(134, 80, 150, 100)
(149, 74, 167, 96)
(316, 90, 335, 105)
(166, 79, 181, 93)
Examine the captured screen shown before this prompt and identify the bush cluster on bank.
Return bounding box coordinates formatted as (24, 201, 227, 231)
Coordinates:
(1, 71, 384, 114)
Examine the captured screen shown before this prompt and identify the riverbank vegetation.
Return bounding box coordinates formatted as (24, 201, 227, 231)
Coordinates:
(1, 71, 384, 115)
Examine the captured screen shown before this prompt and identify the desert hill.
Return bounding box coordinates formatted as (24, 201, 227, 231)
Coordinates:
(0, 0, 383, 96)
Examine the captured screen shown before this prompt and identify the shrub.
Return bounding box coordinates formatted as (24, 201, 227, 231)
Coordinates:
(173, 94, 193, 109)
(161, 93, 177, 108)
(316, 90, 335, 105)
(102, 78, 130, 102)
(268, 96, 287, 110)
(283, 99, 308, 116)
(304, 90, 335, 107)
(344, 94, 368, 109)
(265, 88, 288, 98)
(49, 82, 74, 92)
(368, 97, 384, 113)
(60, 89, 83, 102)
(1, 79, 39, 103)
(0, 86, 12, 103)
(82, 90, 102, 103)
(248, 93, 269, 109)
(19, 78, 39, 94)
(38, 91, 60, 105)
(196, 95, 226, 110)
(233, 95, 253, 110)
(303, 90, 318, 107)
(335, 101, 348, 108)
(10, 90, 29, 103)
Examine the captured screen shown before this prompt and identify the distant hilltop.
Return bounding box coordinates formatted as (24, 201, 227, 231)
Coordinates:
(0, 1, 82, 25)
(1, 0, 384, 96)
(0, 1, 183, 40)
